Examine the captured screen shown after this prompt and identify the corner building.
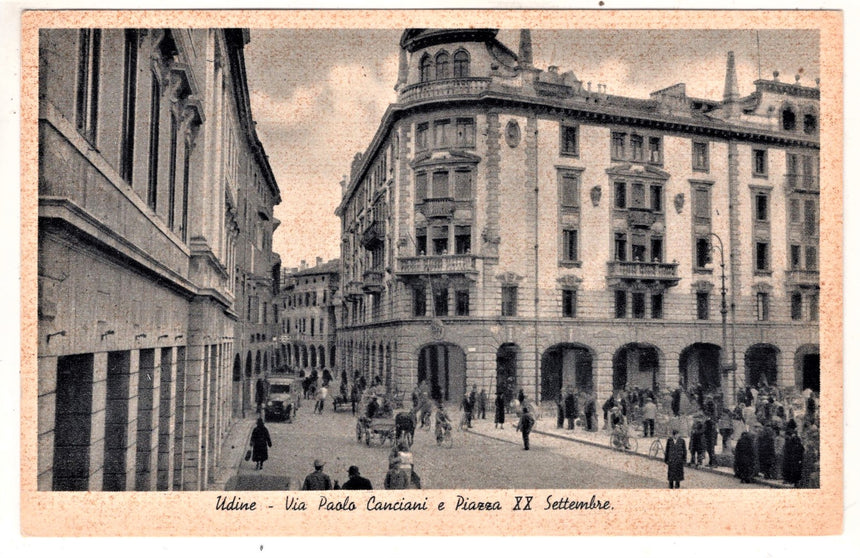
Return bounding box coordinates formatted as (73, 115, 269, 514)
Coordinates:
(336, 29, 820, 409)
(38, 28, 280, 491)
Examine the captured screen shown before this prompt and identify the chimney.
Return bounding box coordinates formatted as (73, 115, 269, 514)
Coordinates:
(300, 259, 307, 270)
(518, 29, 533, 68)
(723, 51, 740, 118)
(316, 256, 323, 266)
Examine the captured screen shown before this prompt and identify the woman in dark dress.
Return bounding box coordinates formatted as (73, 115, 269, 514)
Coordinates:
(494, 392, 506, 429)
(733, 431, 758, 483)
(782, 428, 805, 486)
(757, 426, 777, 479)
(250, 418, 272, 470)
(664, 430, 687, 489)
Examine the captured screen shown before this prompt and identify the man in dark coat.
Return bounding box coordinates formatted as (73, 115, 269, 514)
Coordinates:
(671, 388, 681, 417)
(494, 392, 506, 429)
(757, 426, 777, 479)
(250, 418, 272, 470)
(664, 430, 687, 488)
(255, 377, 267, 413)
(703, 416, 718, 467)
(342, 465, 373, 490)
(782, 428, 805, 486)
(516, 406, 535, 450)
(461, 392, 474, 428)
(555, 394, 565, 429)
(302, 459, 333, 490)
(585, 395, 597, 431)
(564, 390, 578, 430)
(734, 431, 759, 483)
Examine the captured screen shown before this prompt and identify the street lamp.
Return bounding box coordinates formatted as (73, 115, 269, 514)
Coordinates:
(709, 233, 737, 407)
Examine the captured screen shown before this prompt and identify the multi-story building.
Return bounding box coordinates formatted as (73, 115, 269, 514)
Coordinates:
(336, 28, 819, 408)
(37, 28, 280, 491)
(277, 258, 340, 379)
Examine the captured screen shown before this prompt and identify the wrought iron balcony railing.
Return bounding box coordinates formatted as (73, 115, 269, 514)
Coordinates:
(607, 260, 680, 286)
(416, 197, 456, 219)
(396, 255, 478, 276)
(398, 78, 492, 104)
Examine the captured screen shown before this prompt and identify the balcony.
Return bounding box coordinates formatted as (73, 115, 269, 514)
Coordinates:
(396, 254, 478, 276)
(344, 280, 364, 301)
(607, 261, 680, 286)
(398, 77, 492, 104)
(362, 269, 385, 293)
(627, 207, 657, 228)
(786, 269, 819, 287)
(416, 197, 455, 219)
(361, 220, 384, 248)
(785, 173, 819, 193)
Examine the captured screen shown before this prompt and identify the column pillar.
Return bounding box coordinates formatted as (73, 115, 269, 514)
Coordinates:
(156, 347, 177, 490)
(181, 341, 205, 490)
(37, 355, 58, 491)
(135, 348, 161, 491)
(88, 352, 108, 490)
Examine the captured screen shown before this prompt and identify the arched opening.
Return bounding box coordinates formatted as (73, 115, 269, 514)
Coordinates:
(419, 53, 433, 82)
(232, 354, 242, 417)
(612, 343, 660, 392)
(417, 343, 466, 403)
(496, 343, 519, 404)
(244, 352, 253, 412)
(319, 345, 326, 369)
(782, 105, 797, 131)
(794, 344, 820, 393)
(385, 343, 393, 390)
(263, 352, 268, 373)
(803, 113, 817, 134)
(744, 344, 779, 387)
(541, 343, 594, 402)
(309, 345, 317, 369)
(453, 49, 470, 78)
(679, 343, 722, 392)
(435, 51, 450, 80)
(255, 351, 261, 375)
(330, 346, 336, 371)
(301, 345, 308, 369)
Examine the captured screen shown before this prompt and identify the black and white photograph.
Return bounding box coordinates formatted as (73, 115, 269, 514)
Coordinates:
(17, 7, 846, 541)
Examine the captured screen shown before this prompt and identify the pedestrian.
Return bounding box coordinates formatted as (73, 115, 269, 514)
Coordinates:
(602, 393, 616, 430)
(255, 377, 267, 414)
(671, 388, 681, 417)
(478, 389, 487, 420)
(664, 429, 687, 489)
(517, 388, 525, 405)
(302, 459, 333, 490)
(494, 392, 505, 429)
(461, 392, 473, 429)
(689, 421, 705, 468)
(718, 408, 734, 451)
(249, 417, 272, 471)
(342, 465, 373, 490)
(315, 383, 329, 414)
(703, 415, 718, 467)
(758, 425, 777, 479)
(782, 426, 804, 486)
(564, 390, 578, 431)
(555, 394, 565, 429)
(585, 393, 597, 432)
(733, 431, 758, 484)
(516, 405, 535, 450)
(642, 397, 657, 438)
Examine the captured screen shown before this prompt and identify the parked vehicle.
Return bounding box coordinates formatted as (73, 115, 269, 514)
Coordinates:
(264, 375, 299, 422)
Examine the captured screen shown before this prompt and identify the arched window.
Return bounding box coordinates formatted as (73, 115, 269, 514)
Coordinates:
(803, 112, 817, 134)
(435, 51, 450, 80)
(782, 105, 797, 131)
(420, 54, 433, 82)
(453, 50, 470, 78)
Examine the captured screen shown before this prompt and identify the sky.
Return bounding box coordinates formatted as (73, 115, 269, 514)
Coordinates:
(243, 28, 820, 270)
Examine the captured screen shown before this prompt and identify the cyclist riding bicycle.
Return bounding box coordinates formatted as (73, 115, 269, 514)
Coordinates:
(435, 405, 452, 444)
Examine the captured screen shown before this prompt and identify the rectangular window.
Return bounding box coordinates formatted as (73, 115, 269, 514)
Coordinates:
(455, 118, 475, 147)
(614, 290, 627, 318)
(147, 72, 161, 211)
(651, 293, 663, 319)
(310, 317, 315, 336)
(614, 233, 627, 262)
(809, 293, 819, 321)
(650, 237, 663, 263)
(696, 237, 710, 268)
(454, 170, 472, 200)
(614, 182, 627, 209)
(501, 286, 518, 317)
(756, 292, 770, 321)
(804, 200, 817, 235)
(696, 292, 710, 320)
(415, 172, 427, 201)
(791, 292, 803, 320)
(432, 171, 449, 198)
(413, 285, 426, 317)
(167, 112, 178, 230)
(416, 123, 429, 150)
(648, 137, 662, 164)
(805, 245, 818, 270)
(693, 187, 710, 220)
(434, 119, 451, 147)
(753, 148, 768, 176)
(631, 182, 646, 208)
(431, 225, 448, 255)
(790, 244, 802, 269)
(180, 139, 191, 242)
(434, 288, 449, 317)
(562, 229, 578, 262)
(693, 141, 709, 171)
(630, 135, 644, 161)
(756, 242, 770, 272)
(632, 292, 646, 319)
(612, 132, 626, 159)
(415, 228, 427, 255)
(455, 290, 470, 316)
(755, 193, 769, 221)
(561, 125, 579, 156)
(455, 225, 471, 254)
(120, 30, 138, 184)
(789, 198, 801, 223)
(560, 173, 579, 207)
(631, 235, 647, 262)
(650, 184, 663, 212)
(562, 289, 577, 318)
(76, 29, 101, 144)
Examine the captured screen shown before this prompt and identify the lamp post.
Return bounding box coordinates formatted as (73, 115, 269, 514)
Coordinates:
(709, 233, 737, 407)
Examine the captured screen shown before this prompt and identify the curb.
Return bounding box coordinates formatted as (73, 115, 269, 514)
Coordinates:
(215, 417, 256, 491)
(466, 425, 790, 489)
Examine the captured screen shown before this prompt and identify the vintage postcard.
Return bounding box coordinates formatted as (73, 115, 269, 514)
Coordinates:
(19, 9, 843, 539)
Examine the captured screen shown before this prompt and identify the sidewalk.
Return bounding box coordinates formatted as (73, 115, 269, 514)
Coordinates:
(465, 413, 791, 489)
(212, 415, 258, 490)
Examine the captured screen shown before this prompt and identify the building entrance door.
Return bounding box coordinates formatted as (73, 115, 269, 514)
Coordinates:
(417, 343, 466, 402)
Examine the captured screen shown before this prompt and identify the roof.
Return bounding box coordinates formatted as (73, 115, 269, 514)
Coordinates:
(289, 259, 341, 278)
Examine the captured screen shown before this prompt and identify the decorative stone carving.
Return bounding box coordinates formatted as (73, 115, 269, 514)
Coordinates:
(505, 120, 521, 148)
(691, 280, 714, 293)
(674, 192, 685, 214)
(481, 227, 500, 245)
(753, 281, 773, 293)
(556, 274, 583, 288)
(496, 271, 523, 286)
(590, 185, 601, 207)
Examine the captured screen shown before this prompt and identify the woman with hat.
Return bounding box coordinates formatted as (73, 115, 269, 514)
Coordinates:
(249, 418, 272, 471)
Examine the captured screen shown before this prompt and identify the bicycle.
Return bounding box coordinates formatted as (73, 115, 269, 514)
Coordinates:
(609, 425, 638, 452)
(436, 421, 454, 448)
(648, 437, 664, 458)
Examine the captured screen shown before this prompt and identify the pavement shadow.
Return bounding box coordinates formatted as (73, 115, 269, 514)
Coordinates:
(225, 474, 291, 491)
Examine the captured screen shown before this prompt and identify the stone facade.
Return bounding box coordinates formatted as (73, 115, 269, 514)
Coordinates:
(38, 28, 280, 491)
(335, 29, 820, 408)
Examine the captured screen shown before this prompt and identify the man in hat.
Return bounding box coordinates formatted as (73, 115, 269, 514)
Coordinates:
(302, 459, 333, 490)
(342, 465, 373, 490)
